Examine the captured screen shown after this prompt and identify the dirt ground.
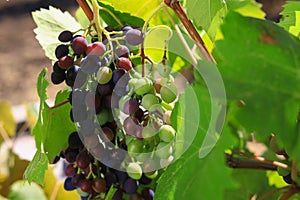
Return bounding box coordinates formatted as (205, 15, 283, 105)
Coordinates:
(0, 0, 77, 105)
(0, 0, 286, 106)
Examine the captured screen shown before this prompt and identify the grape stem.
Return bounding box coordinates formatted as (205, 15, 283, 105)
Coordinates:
(279, 187, 299, 200)
(257, 186, 290, 200)
(165, 1, 216, 64)
(50, 100, 70, 110)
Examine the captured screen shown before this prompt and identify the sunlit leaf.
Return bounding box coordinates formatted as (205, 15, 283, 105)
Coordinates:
(0, 101, 16, 137)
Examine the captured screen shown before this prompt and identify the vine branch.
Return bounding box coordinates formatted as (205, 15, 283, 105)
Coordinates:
(76, 0, 93, 22)
(165, 1, 216, 64)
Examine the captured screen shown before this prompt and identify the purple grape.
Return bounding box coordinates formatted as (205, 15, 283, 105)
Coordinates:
(58, 55, 74, 70)
(68, 131, 83, 149)
(65, 147, 79, 163)
(55, 44, 69, 59)
(76, 150, 92, 169)
(123, 178, 139, 195)
(58, 30, 73, 42)
(125, 29, 143, 46)
(123, 98, 138, 115)
(71, 36, 88, 55)
(53, 61, 66, 75)
(64, 177, 76, 191)
(112, 68, 126, 84)
(115, 45, 130, 58)
(105, 172, 118, 187)
(97, 82, 114, 96)
(80, 179, 93, 193)
(141, 188, 154, 200)
(71, 173, 85, 187)
(65, 164, 77, 177)
(112, 188, 124, 200)
(51, 72, 65, 85)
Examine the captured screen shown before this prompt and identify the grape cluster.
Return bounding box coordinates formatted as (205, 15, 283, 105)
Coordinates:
(51, 25, 178, 200)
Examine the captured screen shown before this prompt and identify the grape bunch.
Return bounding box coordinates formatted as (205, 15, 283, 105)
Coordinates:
(50, 25, 178, 200)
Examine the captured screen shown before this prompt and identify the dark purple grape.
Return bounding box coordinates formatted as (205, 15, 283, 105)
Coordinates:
(65, 164, 77, 177)
(64, 177, 76, 191)
(115, 170, 128, 185)
(112, 188, 123, 200)
(79, 119, 96, 135)
(141, 188, 154, 200)
(58, 55, 74, 70)
(122, 26, 133, 33)
(53, 61, 66, 75)
(112, 69, 126, 84)
(80, 196, 89, 200)
(80, 179, 93, 193)
(51, 72, 65, 85)
(105, 172, 118, 187)
(68, 131, 83, 149)
(125, 29, 143, 46)
(100, 127, 114, 142)
(130, 193, 142, 200)
(283, 173, 293, 184)
(123, 178, 139, 195)
(51, 156, 60, 164)
(115, 45, 130, 58)
(123, 116, 139, 136)
(123, 98, 138, 115)
(76, 150, 92, 169)
(58, 30, 73, 42)
(80, 55, 101, 74)
(139, 174, 152, 185)
(71, 173, 85, 187)
(97, 82, 114, 96)
(70, 105, 88, 123)
(84, 92, 102, 111)
(65, 147, 79, 163)
(66, 65, 80, 84)
(71, 36, 88, 55)
(55, 44, 69, 59)
(134, 108, 145, 122)
(70, 88, 86, 106)
(92, 178, 106, 193)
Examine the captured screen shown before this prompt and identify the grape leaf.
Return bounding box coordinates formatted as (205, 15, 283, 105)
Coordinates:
(24, 151, 48, 185)
(32, 6, 82, 61)
(0, 101, 16, 137)
(279, 1, 300, 31)
(8, 180, 47, 200)
(95, 1, 145, 28)
(214, 11, 300, 161)
(186, 0, 225, 32)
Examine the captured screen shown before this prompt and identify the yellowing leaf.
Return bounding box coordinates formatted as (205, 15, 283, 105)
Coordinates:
(290, 11, 300, 38)
(235, 1, 265, 19)
(144, 25, 173, 63)
(0, 101, 16, 137)
(26, 104, 38, 131)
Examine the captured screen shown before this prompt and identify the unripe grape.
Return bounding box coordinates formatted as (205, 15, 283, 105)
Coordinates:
(128, 138, 144, 155)
(141, 94, 159, 110)
(142, 126, 157, 139)
(159, 124, 175, 142)
(97, 66, 112, 84)
(157, 62, 171, 77)
(126, 162, 142, 180)
(135, 78, 153, 95)
(155, 142, 173, 159)
(160, 82, 178, 103)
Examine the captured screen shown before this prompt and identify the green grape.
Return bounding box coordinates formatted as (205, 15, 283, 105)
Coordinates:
(148, 104, 164, 114)
(159, 124, 175, 142)
(155, 142, 173, 159)
(128, 138, 144, 155)
(145, 170, 158, 179)
(160, 155, 174, 168)
(135, 77, 153, 95)
(157, 62, 172, 77)
(97, 66, 112, 84)
(97, 108, 109, 125)
(160, 75, 174, 85)
(141, 94, 159, 110)
(160, 82, 178, 103)
(126, 162, 142, 180)
(142, 126, 157, 139)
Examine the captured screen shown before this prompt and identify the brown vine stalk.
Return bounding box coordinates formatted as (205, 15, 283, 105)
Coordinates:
(165, 1, 216, 64)
(76, 0, 93, 22)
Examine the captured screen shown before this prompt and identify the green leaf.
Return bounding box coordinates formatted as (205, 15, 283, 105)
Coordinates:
(32, 6, 82, 61)
(186, 0, 225, 32)
(279, 1, 300, 31)
(214, 11, 300, 160)
(8, 180, 47, 200)
(24, 151, 48, 185)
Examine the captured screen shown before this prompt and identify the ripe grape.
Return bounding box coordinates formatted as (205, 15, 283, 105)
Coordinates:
(97, 66, 112, 84)
(83, 134, 100, 149)
(97, 81, 114, 96)
(58, 30, 73, 42)
(105, 172, 118, 187)
(68, 131, 84, 149)
(86, 42, 106, 56)
(126, 162, 142, 180)
(51, 72, 65, 85)
(64, 177, 76, 191)
(71, 36, 88, 55)
(115, 45, 130, 58)
(112, 188, 124, 200)
(71, 106, 88, 123)
(158, 125, 175, 142)
(112, 68, 126, 84)
(58, 55, 74, 70)
(100, 127, 114, 142)
(125, 29, 143, 46)
(69, 88, 86, 106)
(115, 170, 128, 185)
(123, 178, 139, 194)
(92, 178, 106, 193)
(65, 147, 79, 163)
(116, 57, 132, 71)
(283, 173, 293, 184)
(53, 61, 66, 75)
(55, 44, 69, 59)
(122, 97, 139, 115)
(80, 179, 93, 192)
(139, 175, 152, 185)
(65, 164, 77, 177)
(80, 55, 101, 74)
(160, 82, 178, 103)
(66, 65, 80, 85)
(76, 150, 92, 169)
(123, 116, 139, 136)
(141, 188, 154, 200)
(71, 173, 85, 187)
(121, 26, 133, 33)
